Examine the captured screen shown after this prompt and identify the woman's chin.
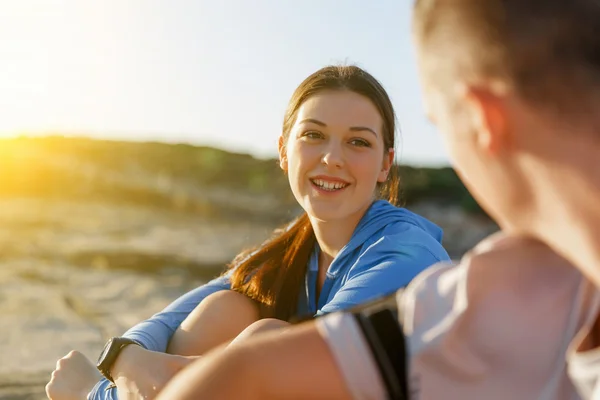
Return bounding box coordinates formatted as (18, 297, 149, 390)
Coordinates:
(304, 203, 349, 223)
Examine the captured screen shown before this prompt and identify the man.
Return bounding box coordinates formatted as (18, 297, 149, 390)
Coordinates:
(157, 0, 600, 398)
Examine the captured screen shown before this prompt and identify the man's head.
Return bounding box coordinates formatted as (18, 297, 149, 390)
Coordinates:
(412, 0, 600, 231)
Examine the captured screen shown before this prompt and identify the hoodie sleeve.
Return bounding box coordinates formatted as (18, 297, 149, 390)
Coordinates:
(316, 233, 448, 316)
(87, 274, 232, 400)
(122, 274, 232, 350)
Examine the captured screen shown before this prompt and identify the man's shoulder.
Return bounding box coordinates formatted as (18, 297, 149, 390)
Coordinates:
(401, 232, 584, 350)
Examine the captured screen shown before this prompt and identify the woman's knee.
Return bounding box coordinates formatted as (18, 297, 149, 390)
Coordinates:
(244, 318, 290, 334)
(169, 290, 260, 355)
(198, 290, 260, 318)
(229, 318, 291, 346)
(202, 289, 254, 307)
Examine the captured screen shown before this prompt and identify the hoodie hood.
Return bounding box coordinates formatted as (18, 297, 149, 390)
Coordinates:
(348, 200, 443, 250)
(319, 200, 443, 277)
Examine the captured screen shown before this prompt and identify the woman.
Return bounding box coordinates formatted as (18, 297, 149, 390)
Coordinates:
(46, 65, 449, 400)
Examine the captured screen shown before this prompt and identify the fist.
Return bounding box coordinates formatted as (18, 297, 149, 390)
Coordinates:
(46, 350, 101, 400)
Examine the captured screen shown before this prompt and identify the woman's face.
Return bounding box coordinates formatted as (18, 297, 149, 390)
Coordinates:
(280, 90, 393, 223)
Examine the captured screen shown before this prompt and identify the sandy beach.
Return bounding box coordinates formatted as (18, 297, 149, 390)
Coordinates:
(0, 198, 276, 399)
(0, 198, 497, 399)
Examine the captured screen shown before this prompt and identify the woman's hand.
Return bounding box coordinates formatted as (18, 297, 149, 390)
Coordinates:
(46, 350, 102, 400)
(112, 345, 197, 400)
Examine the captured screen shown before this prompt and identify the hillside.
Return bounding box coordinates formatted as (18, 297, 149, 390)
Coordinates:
(0, 136, 483, 220)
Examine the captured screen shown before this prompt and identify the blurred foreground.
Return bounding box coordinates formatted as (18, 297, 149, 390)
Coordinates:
(0, 137, 497, 399)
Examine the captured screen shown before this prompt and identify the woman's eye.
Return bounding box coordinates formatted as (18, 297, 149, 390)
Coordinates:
(350, 139, 371, 147)
(303, 131, 323, 139)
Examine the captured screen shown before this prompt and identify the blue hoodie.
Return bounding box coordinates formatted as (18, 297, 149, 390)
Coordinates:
(88, 200, 449, 399)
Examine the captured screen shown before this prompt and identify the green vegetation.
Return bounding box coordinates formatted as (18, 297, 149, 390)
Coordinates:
(0, 136, 485, 218)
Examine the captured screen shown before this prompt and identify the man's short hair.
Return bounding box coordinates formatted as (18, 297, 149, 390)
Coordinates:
(413, 0, 600, 112)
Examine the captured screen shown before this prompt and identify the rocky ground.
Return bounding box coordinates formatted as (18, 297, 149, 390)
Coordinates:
(0, 199, 275, 399)
(0, 197, 497, 400)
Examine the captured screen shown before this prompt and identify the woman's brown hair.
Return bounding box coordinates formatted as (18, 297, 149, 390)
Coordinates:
(227, 65, 400, 321)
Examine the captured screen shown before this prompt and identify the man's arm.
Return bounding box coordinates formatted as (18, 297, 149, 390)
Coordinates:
(156, 293, 407, 400)
(156, 321, 359, 400)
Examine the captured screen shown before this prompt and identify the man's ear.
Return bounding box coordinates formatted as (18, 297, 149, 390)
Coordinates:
(377, 148, 395, 183)
(278, 135, 288, 171)
(464, 83, 511, 155)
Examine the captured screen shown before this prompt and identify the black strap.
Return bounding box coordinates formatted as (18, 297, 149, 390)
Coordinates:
(350, 293, 408, 400)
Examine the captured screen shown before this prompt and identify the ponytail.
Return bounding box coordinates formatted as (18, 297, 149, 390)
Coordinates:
(227, 212, 315, 321)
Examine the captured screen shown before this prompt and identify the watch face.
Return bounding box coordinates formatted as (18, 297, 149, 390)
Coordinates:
(97, 337, 115, 365)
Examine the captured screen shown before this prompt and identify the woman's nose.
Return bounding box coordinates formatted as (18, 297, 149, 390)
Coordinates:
(321, 144, 344, 169)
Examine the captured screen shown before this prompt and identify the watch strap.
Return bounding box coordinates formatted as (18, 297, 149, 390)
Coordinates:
(97, 337, 140, 383)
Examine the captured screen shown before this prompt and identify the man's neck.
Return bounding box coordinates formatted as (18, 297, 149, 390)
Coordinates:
(525, 137, 600, 287)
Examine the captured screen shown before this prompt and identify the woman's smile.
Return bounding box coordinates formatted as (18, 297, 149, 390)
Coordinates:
(309, 175, 351, 194)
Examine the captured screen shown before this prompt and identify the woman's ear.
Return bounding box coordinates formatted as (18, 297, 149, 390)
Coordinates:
(377, 148, 395, 183)
(278, 135, 288, 171)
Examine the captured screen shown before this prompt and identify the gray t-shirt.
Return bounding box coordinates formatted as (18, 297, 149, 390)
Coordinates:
(317, 235, 600, 400)
(568, 316, 600, 398)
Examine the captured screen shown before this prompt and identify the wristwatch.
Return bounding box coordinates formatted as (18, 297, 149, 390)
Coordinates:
(96, 337, 140, 382)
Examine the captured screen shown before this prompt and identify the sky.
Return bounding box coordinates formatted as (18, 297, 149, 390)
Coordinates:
(0, 0, 449, 166)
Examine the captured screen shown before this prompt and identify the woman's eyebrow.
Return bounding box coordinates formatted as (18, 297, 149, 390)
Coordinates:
(297, 118, 326, 127)
(297, 118, 377, 137)
(349, 126, 377, 138)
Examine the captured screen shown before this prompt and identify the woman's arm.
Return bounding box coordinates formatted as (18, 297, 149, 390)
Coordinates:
(87, 274, 232, 400)
(122, 274, 232, 351)
(148, 237, 440, 400)
(167, 289, 260, 355)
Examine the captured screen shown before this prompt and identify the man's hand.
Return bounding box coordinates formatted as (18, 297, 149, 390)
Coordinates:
(46, 350, 101, 400)
(112, 345, 197, 400)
